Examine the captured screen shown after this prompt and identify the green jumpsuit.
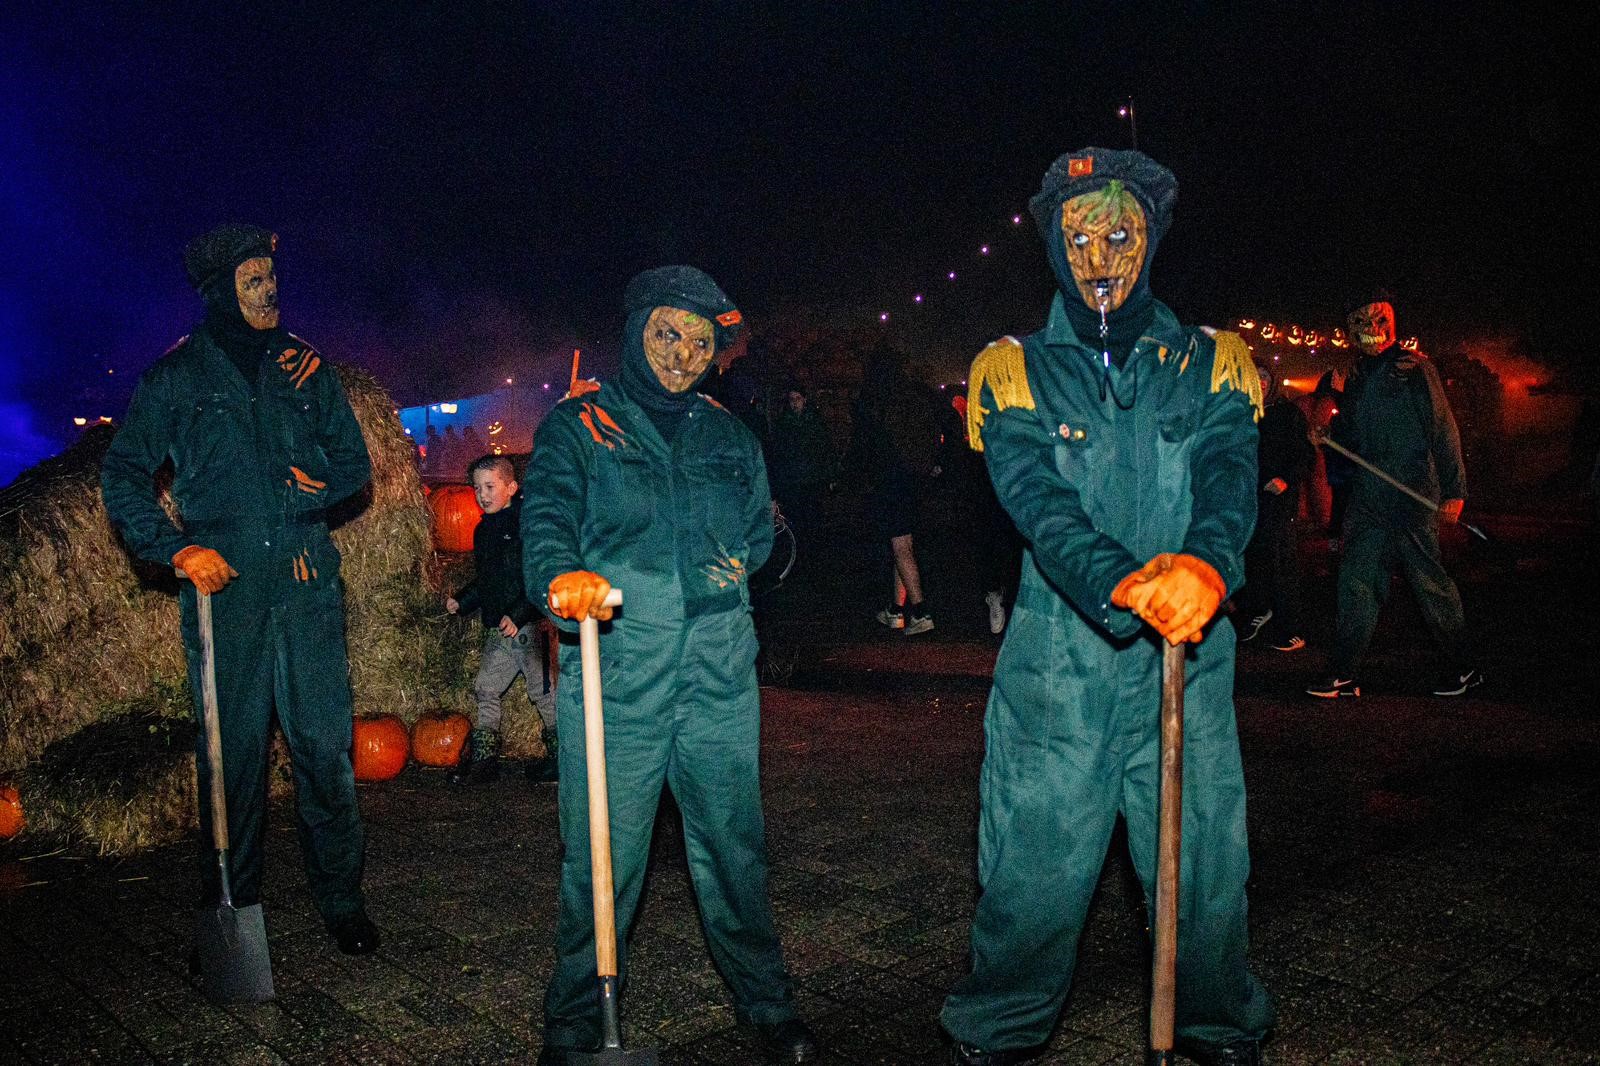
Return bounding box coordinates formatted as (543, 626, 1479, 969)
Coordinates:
(940, 295, 1276, 1055)
(1328, 349, 1469, 676)
(520, 381, 798, 1051)
(101, 327, 372, 922)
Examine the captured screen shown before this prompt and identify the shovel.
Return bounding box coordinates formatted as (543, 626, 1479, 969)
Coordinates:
(192, 589, 275, 1004)
(569, 588, 657, 1066)
(1147, 640, 1185, 1066)
(1318, 435, 1489, 542)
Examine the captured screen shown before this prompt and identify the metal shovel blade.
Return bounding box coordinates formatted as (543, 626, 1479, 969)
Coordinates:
(194, 900, 275, 1004)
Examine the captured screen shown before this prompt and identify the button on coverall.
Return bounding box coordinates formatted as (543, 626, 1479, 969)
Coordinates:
(521, 381, 798, 1050)
(941, 295, 1276, 1054)
(102, 328, 372, 921)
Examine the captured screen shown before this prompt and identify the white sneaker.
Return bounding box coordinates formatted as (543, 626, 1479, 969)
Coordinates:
(903, 613, 935, 636)
(1241, 609, 1273, 642)
(875, 607, 905, 630)
(985, 591, 1006, 634)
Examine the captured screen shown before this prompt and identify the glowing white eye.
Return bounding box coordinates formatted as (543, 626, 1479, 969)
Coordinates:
(1071, 233, 1090, 247)
(1109, 228, 1128, 242)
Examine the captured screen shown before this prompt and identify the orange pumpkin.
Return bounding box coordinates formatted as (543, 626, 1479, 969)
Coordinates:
(429, 483, 482, 553)
(352, 715, 409, 782)
(411, 711, 472, 767)
(0, 784, 23, 839)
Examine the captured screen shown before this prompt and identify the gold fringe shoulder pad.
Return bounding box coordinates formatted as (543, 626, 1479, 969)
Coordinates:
(965, 336, 1033, 453)
(1207, 330, 1264, 422)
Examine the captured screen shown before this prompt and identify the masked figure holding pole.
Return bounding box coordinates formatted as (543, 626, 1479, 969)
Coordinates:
(941, 150, 1274, 1065)
(1305, 296, 1480, 699)
(522, 267, 818, 1064)
(101, 225, 379, 957)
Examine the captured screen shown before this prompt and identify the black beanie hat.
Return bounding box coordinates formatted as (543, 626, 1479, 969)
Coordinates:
(623, 265, 744, 351)
(184, 224, 278, 292)
(1028, 148, 1178, 247)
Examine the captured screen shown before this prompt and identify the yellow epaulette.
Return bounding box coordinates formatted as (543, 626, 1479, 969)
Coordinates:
(966, 336, 1033, 453)
(1209, 330, 1264, 422)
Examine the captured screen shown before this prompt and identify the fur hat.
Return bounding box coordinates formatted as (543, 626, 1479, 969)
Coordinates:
(183, 224, 277, 292)
(623, 265, 744, 349)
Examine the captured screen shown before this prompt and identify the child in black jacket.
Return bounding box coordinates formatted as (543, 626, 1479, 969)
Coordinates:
(446, 455, 557, 783)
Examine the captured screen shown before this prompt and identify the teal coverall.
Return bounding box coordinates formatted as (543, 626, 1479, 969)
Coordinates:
(941, 295, 1276, 1054)
(101, 327, 372, 922)
(520, 380, 798, 1050)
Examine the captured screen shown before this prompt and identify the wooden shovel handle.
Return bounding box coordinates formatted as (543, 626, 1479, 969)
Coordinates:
(580, 588, 624, 977)
(1150, 640, 1185, 1054)
(197, 591, 228, 851)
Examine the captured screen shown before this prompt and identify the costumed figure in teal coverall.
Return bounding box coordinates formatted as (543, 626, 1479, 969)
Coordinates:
(940, 151, 1275, 1066)
(102, 225, 380, 956)
(522, 267, 819, 1065)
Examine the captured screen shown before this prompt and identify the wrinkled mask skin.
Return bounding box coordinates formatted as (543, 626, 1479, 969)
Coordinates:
(1348, 301, 1396, 356)
(1061, 183, 1148, 312)
(235, 256, 280, 330)
(642, 306, 715, 392)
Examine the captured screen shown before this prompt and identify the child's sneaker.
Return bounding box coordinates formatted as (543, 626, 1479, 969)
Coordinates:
(1305, 676, 1360, 699)
(450, 728, 501, 785)
(985, 590, 1006, 634)
(904, 606, 935, 636)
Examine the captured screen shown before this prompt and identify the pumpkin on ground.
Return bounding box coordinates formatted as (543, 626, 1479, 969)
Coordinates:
(411, 710, 472, 767)
(429, 483, 482, 553)
(351, 715, 409, 782)
(0, 784, 23, 839)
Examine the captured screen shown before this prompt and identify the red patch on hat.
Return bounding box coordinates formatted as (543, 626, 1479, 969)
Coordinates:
(715, 310, 742, 327)
(1068, 157, 1094, 178)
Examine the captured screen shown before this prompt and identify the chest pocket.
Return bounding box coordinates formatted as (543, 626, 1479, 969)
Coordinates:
(175, 391, 252, 480)
(685, 454, 753, 549)
(589, 448, 656, 542)
(1154, 408, 1197, 511)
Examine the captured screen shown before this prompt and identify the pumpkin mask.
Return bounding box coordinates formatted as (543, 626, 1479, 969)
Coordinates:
(642, 306, 716, 393)
(1347, 301, 1396, 356)
(234, 256, 280, 331)
(1061, 182, 1149, 313)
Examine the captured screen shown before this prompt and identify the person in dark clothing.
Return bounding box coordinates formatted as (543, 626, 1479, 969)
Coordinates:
(849, 343, 942, 634)
(101, 224, 379, 957)
(942, 148, 1274, 1066)
(445, 454, 553, 784)
(1307, 298, 1480, 698)
(768, 386, 835, 552)
(1239, 368, 1314, 651)
(522, 266, 818, 1065)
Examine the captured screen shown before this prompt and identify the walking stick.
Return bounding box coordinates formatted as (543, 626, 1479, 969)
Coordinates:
(1318, 436, 1489, 542)
(1147, 640, 1185, 1066)
(569, 587, 658, 1066)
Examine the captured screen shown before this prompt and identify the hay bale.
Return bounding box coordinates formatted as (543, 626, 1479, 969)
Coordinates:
(0, 366, 479, 853)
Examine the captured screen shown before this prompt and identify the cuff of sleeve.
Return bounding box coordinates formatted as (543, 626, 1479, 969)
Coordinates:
(1095, 569, 1144, 640)
(1180, 545, 1239, 599)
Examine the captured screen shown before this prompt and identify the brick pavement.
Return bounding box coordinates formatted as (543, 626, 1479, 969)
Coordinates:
(2, 530, 1596, 1064)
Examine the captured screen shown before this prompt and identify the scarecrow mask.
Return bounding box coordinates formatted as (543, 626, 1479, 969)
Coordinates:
(643, 306, 715, 392)
(235, 256, 279, 331)
(1061, 183, 1148, 312)
(1347, 301, 1396, 356)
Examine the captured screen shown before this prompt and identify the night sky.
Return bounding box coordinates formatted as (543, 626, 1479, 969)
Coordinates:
(2, 2, 1591, 483)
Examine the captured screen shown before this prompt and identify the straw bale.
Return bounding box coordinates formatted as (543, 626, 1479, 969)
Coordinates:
(0, 365, 479, 853)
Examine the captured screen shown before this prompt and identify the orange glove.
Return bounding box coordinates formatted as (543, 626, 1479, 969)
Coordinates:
(1113, 553, 1226, 646)
(1439, 498, 1464, 524)
(547, 570, 614, 621)
(172, 545, 238, 594)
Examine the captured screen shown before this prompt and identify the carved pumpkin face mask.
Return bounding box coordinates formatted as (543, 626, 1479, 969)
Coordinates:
(1061, 183, 1148, 312)
(234, 256, 280, 331)
(642, 306, 715, 393)
(1347, 301, 1396, 356)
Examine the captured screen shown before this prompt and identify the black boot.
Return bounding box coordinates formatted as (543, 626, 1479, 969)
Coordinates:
(327, 910, 380, 956)
(449, 728, 501, 785)
(524, 726, 558, 784)
(753, 1017, 820, 1063)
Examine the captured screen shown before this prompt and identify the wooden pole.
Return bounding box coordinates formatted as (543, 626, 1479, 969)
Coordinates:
(580, 588, 624, 978)
(1149, 640, 1185, 1064)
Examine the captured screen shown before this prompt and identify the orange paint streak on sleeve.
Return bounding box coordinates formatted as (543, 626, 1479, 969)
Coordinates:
(293, 355, 321, 388)
(578, 406, 610, 447)
(591, 404, 626, 438)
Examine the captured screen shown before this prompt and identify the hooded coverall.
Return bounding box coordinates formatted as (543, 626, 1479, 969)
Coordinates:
(521, 380, 798, 1050)
(940, 295, 1276, 1054)
(1328, 349, 1469, 676)
(101, 327, 372, 921)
